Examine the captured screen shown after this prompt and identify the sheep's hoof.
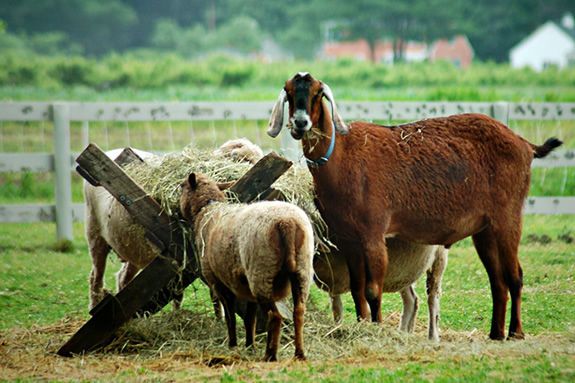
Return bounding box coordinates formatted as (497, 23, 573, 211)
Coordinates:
(294, 351, 306, 361)
(264, 353, 277, 362)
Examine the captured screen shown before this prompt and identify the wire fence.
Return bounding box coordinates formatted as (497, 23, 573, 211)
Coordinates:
(0, 101, 574, 241)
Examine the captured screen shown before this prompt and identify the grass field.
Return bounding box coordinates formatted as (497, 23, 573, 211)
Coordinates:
(0, 216, 573, 381)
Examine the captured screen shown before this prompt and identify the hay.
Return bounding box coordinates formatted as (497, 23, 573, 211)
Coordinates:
(123, 144, 333, 252)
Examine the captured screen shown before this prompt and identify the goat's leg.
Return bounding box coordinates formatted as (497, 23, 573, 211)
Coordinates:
(244, 301, 257, 349)
(426, 247, 448, 342)
(472, 227, 508, 340)
(495, 229, 524, 340)
(341, 243, 370, 321)
(260, 301, 283, 362)
(399, 285, 418, 333)
(87, 234, 111, 311)
(331, 294, 343, 323)
(363, 239, 388, 323)
(290, 273, 308, 360)
(210, 288, 224, 321)
(215, 283, 238, 348)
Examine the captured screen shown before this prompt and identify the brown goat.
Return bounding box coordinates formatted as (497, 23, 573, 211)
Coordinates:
(267, 72, 562, 340)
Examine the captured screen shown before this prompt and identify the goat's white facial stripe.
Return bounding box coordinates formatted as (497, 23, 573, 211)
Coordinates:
(297, 71, 309, 78)
(291, 109, 312, 131)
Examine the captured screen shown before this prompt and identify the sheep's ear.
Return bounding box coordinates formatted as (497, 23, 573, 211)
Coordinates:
(267, 89, 287, 138)
(217, 180, 235, 191)
(187, 173, 198, 190)
(321, 82, 349, 135)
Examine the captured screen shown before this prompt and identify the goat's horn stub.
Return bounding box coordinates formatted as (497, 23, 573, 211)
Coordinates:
(321, 82, 349, 135)
(267, 88, 287, 138)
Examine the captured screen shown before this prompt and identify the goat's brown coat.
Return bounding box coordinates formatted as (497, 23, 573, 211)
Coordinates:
(270, 73, 562, 340)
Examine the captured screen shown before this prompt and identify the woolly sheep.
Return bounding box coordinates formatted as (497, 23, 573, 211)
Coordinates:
(179, 172, 314, 361)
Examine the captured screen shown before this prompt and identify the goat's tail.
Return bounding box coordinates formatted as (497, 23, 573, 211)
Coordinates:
(532, 137, 563, 159)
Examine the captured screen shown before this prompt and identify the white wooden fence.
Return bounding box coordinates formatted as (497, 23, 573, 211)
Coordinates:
(1, 101, 574, 241)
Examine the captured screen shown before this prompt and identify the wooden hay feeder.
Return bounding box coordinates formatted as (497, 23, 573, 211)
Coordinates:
(57, 143, 292, 357)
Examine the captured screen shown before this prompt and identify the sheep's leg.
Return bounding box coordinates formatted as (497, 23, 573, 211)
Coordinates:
(244, 301, 257, 349)
(290, 273, 307, 360)
(260, 301, 282, 362)
(331, 294, 343, 323)
(472, 226, 509, 340)
(363, 239, 388, 323)
(216, 283, 238, 348)
(399, 285, 418, 333)
(426, 247, 448, 342)
(116, 262, 138, 291)
(87, 235, 111, 311)
(210, 288, 224, 321)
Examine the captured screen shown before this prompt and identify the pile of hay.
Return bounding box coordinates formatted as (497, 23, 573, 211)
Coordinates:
(123, 144, 333, 252)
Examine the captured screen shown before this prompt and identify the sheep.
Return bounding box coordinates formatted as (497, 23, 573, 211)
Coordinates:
(212, 137, 264, 164)
(179, 172, 314, 361)
(267, 72, 563, 340)
(314, 241, 448, 341)
(84, 148, 173, 311)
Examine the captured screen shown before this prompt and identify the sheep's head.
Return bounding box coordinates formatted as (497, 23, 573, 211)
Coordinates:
(179, 172, 227, 223)
(267, 72, 348, 139)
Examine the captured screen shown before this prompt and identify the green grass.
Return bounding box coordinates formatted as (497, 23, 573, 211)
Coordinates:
(0, 217, 574, 381)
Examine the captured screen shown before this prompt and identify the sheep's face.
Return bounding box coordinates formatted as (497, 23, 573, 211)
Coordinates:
(267, 72, 348, 139)
(284, 72, 324, 140)
(179, 172, 226, 223)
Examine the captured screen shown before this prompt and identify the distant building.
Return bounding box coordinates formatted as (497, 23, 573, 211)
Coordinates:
(510, 13, 575, 71)
(320, 35, 474, 68)
(429, 35, 474, 68)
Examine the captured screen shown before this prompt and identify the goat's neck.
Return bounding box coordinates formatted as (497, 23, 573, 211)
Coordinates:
(302, 101, 336, 163)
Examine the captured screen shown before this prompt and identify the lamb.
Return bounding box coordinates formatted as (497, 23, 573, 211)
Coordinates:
(179, 172, 314, 361)
(314, 241, 448, 341)
(212, 137, 264, 164)
(267, 72, 562, 340)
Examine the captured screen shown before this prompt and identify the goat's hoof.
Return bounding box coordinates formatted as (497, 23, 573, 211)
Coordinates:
(507, 331, 525, 340)
(488, 333, 506, 341)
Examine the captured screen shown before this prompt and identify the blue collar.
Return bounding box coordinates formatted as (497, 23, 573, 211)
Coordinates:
(305, 101, 336, 167)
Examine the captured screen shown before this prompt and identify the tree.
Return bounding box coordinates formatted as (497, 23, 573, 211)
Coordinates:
(321, 0, 457, 63)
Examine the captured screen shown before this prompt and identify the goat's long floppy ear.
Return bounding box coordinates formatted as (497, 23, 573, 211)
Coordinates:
(267, 89, 287, 138)
(321, 82, 349, 135)
(188, 173, 197, 190)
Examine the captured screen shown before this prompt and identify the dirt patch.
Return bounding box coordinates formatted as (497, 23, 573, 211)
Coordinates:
(1, 309, 574, 381)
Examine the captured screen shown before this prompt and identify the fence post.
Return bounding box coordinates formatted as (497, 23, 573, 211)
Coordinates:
(491, 101, 509, 125)
(52, 103, 73, 241)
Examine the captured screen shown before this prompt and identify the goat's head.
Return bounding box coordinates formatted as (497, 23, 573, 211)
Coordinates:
(179, 172, 227, 223)
(267, 72, 348, 139)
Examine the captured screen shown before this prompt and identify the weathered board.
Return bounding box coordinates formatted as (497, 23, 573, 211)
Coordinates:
(57, 144, 292, 356)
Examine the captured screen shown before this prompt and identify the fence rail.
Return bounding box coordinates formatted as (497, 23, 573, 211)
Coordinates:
(1, 101, 574, 240)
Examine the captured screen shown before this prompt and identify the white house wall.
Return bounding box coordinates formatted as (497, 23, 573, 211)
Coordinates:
(510, 21, 575, 71)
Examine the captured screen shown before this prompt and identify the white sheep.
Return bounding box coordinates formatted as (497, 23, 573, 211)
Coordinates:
(212, 137, 264, 164)
(84, 148, 174, 311)
(314, 242, 448, 341)
(179, 172, 314, 361)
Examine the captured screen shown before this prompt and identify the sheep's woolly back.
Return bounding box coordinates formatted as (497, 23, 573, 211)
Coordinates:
(212, 138, 264, 164)
(195, 201, 314, 302)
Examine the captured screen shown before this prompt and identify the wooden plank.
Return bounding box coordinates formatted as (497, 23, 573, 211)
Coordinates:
(0, 102, 52, 121)
(229, 151, 293, 202)
(0, 203, 84, 223)
(58, 146, 293, 356)
(524, 197, 575, 215)
(509, 102, 575, 120)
